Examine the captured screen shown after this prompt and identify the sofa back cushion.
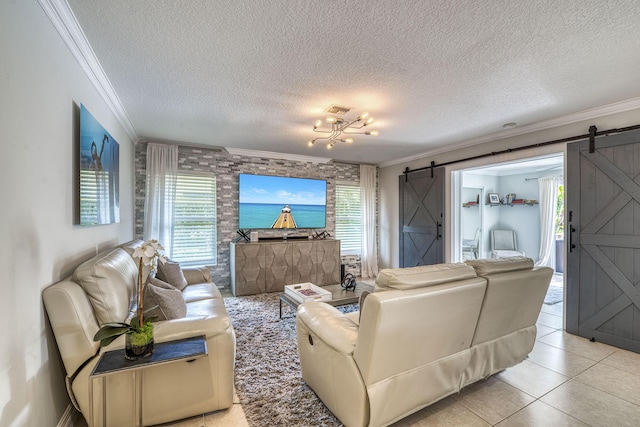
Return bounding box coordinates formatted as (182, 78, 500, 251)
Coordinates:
(375, 262, 477, 290)
(119, 239, 152, 283)
(354, 277, 487, 385)
(73, 248, 137, 325)
(465, 256, 533, 275)
(465, 257, 553, 345)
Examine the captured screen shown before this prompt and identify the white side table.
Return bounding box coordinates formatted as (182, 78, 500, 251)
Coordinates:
(88, 335, 208, 427)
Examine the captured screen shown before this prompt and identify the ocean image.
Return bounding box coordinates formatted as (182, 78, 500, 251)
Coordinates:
(238, 174, 327, 229)
(239, 203, 326, 229)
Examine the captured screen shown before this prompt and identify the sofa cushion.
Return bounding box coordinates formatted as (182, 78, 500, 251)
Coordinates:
(73, 248, 137, 325)
(465, 256, 533, 276)
(157, 260, 188, 290)
(119, 239, 152, 282)
(375, 262, 477, 290)
(144, 277, 187, 321)
(182, 283, 220, 303)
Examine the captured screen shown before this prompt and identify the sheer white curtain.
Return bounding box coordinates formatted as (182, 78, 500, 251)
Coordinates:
(536, 176, 561, 268)
(144, 143, 178, 258)
(360, 164, 379, 278)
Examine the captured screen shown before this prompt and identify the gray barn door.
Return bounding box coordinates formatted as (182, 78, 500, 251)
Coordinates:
(399, 168, 444, 267)
(566, 129, 640, 353)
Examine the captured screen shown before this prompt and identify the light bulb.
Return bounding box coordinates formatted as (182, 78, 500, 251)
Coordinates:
(358, 112, 369, 121)
(308, 140, 314, 147)
(344, 137, 354, 143)
(365, 117, 374, 125)
(366, 130, 379, 136)
(327, 143, 333, 150)
(314, 120, 322, 129)
(326, 116, 337, 124)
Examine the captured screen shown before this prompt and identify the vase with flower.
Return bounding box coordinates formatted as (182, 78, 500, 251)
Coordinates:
(93, 239, 167, 360)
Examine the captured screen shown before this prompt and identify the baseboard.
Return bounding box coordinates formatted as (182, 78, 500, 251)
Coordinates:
(57, 404, 77, 427)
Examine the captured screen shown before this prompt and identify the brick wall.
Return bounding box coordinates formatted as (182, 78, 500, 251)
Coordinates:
(134, 142, 372, 289)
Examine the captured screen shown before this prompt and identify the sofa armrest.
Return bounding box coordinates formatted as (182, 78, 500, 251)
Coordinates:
(297, 302, 358, 355)
(152, 314, 232, 342)
(182, 266, 211, 285)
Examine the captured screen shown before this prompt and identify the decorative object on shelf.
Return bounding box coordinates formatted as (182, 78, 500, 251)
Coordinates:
(236, 229, 251, 242)
(312, 230, 331, 240)
(503, 193, 516, 205)
(93, 239, 167, 360)
(488, 193, 500, 204)
(307, 105, 379, 150)
(341, 273, 357, 291)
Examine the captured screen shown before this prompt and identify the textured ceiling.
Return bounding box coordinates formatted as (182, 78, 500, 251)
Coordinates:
(66, 0, 640, 165)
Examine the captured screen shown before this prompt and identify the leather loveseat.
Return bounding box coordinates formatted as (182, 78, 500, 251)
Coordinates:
(43, 240, 235, 426)
(296, 257, 552, 427)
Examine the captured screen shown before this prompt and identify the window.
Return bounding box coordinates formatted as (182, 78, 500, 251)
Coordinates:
(171, 173, 217, 266)
(335, 184, 362, 255)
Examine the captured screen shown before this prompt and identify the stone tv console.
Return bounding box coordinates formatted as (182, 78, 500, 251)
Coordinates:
(230, 240, 341, 296)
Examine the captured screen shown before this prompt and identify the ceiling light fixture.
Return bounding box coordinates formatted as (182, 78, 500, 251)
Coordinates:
(308, 109, 379, 150)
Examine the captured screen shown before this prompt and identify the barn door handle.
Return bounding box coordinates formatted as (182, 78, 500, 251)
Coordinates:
(436, 222, 442, 240)
(569, 226, 576, 252)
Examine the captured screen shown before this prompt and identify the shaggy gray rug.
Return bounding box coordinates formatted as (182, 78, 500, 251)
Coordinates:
(224, 292, 357, 426)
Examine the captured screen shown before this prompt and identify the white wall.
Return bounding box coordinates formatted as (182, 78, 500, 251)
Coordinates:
(0, 2, 134, 425)
(378, 108, 640, 269)
(462, 173, 501, 258)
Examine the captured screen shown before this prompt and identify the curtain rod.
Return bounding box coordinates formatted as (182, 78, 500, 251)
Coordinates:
(524, 175, 563, 181)
(403, 123, 640, 179)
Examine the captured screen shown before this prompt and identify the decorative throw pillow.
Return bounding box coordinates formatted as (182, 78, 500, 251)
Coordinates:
(157, 259, 188, 291)
(144, 277, 187, 321)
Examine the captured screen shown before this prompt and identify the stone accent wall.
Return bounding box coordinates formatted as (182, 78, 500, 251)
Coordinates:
(134, 142, 372, 290)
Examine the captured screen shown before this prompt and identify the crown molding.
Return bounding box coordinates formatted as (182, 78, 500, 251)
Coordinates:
(224, 148, 333, 164)
(379, 97, 640, 168)
(38, 0, 139, 142)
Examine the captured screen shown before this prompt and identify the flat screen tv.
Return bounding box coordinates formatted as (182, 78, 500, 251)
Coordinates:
(238, 174, 327, 229)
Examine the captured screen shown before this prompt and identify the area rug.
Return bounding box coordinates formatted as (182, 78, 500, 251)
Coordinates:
(544, 285, 564, 305)
(224, 293, 357, 426)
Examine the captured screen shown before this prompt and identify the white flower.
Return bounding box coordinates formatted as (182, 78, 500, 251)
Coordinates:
(133, 239, 167, 272)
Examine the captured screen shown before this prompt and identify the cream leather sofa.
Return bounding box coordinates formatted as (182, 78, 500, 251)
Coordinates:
(43, 240, 236, 426)
(296, 257, 552, 427)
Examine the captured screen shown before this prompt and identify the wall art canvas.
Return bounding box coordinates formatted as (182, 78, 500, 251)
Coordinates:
(79, 104, 120, 225)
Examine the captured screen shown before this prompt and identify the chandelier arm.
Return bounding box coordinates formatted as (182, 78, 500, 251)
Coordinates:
(313, 128, 333, 134)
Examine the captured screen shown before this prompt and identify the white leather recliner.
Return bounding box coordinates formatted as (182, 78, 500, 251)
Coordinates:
(296, 257, 551, 427)
(43, 240, 236, 426)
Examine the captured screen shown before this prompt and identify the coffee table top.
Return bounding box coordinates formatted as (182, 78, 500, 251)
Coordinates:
(281, 282, 374, 308)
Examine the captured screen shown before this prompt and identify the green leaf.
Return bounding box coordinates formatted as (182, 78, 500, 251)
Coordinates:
(93, 325, 132, 342)
(98, 334, 121, 347)
(130, 316, 140, 329)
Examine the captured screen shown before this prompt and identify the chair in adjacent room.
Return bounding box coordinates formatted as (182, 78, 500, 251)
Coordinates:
(490, 229, 525, 258)
(462, 228, 480, 259)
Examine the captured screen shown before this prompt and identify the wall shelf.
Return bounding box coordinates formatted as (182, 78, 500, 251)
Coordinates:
(486, 200, 538, 207)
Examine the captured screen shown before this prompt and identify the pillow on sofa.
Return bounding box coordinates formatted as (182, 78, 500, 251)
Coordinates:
(144, 277, 187, 321)
(157, 260, 188, 290)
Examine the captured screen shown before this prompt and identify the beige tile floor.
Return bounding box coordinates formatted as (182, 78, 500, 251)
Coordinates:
(77, 279, 640, 426)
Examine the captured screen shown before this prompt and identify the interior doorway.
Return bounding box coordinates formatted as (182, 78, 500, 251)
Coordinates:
(453, 153, 565, 309)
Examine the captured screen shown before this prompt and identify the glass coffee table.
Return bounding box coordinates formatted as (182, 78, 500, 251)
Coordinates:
(279, 282, 374, 319)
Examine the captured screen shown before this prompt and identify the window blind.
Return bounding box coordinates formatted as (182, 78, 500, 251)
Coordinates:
(335, 184, 362, 255)
(172, 173, 217, 265)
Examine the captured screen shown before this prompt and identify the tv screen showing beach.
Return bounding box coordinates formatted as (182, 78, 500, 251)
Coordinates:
(238, 174, 327, 229)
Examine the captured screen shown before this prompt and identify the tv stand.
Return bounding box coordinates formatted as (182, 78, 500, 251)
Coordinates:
(229, 240, 341, 296)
